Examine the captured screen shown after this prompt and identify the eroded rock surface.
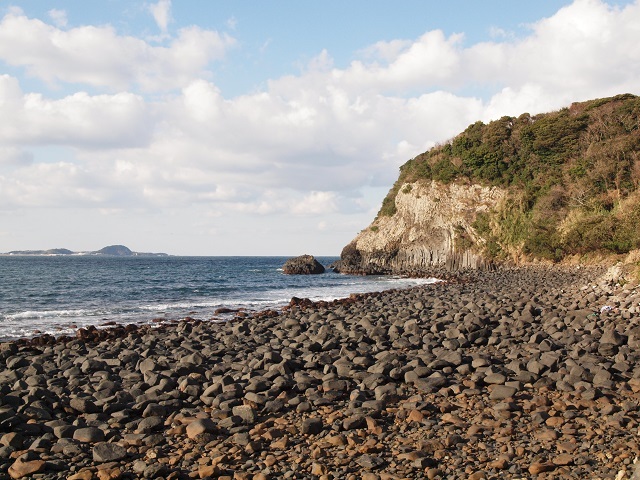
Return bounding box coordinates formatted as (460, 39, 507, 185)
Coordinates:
(338, 181, 506, 275)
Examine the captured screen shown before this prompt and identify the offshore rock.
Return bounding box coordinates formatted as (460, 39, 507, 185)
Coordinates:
(338, 180, 506, 275)
(282, 254, 325, 275)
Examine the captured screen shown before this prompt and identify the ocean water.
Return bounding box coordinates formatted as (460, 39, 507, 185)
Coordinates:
(0, 256, 436, 341)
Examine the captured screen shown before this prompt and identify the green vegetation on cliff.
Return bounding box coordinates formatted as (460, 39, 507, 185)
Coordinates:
(380, 94, 640, 261)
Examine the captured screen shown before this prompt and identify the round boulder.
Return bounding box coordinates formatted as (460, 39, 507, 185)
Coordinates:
(282, 255, 325, 275)
(93, 442, 128, 463)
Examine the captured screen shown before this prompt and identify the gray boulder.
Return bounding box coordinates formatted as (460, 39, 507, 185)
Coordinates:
(93, 442, 128, 462)
(282, 255, 325, 275)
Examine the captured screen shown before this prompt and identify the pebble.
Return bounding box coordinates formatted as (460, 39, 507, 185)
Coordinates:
(92, 442, 128, 462)
(67, 471, 93, 480)
(8, 459, 46, 479)
(553, 453, 574, 466)
(1, 432, 24, 449)
(356, 454, 385, 469)
(186, 418, 217, 439)
(0, 266, 637, 479)
(73, 427, 105, 443)
(529, 462, 557, 474)
(301, 417, 323, 435)
(489, 385, 518, 400)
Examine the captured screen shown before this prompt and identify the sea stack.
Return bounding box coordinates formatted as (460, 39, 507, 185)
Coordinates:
(282, 254, 325, 274)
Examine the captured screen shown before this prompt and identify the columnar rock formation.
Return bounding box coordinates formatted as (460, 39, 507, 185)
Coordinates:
(338, 181, 506, 275)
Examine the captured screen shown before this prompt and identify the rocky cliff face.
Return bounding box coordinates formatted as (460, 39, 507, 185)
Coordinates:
(338, 95, 640, 276)
(338, 181, 506, 275)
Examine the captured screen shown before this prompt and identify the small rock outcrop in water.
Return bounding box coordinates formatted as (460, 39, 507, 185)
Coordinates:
(282, 254, 325, 274)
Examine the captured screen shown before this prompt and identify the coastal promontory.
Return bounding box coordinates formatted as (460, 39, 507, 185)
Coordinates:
(338, 94, 640, 278)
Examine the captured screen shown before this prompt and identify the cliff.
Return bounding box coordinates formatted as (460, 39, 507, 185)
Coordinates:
(339, 181, 506, 274)
(339, 94, 640, 275)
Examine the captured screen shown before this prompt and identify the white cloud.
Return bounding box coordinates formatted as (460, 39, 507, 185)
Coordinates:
(0, 10, 235, 91)
(306, 49, 334, 73)
(0, 161, 108, 208)
(0, 76, 151, 147)
(48, 8, 67, 28)
(259, 38, 272, 55)
(292, 192, 338, 215)
(488, 26, 512, 39)
(1, 0, 640, 249)
(338, 30, 465, 94)
(462, 0, 640, 109)
(483, 84, 553, 120)
(0, 146, 33, 166)
(148, 0, 172, 33)
(360, 38, 413, 62)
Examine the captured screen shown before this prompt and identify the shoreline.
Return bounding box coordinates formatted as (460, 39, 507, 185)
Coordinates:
(2, 275, 443, 347)
(0, 255, 439, 344)
(2, 265, 640, 479)
(6, 283, 438, 348)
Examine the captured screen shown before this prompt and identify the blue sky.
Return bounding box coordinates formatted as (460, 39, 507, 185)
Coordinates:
(0, 0, 639, 255)
(9, 1, 586, 98)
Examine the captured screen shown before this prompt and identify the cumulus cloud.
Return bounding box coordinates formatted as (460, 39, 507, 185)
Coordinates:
(292, 192, 338, 215)
(463, 0, 640, 112)
(1, 0, 640, 226)
(488, 27, 513, 39)
(0, 161, 108, 208)
(0, 146, 33, 166)
(341, 30, 465, 94)
(333, 0, 640, 108)
(0, 9, 235, 91)
(148, 0, 172, 33)
(47, 8, 67, 28)
(0, 75, 151, 147)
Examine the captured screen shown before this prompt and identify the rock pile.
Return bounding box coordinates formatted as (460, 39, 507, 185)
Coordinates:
(2, 266, 640, 479)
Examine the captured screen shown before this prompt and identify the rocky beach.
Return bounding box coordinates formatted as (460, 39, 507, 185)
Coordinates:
(1, 266, 640, 479)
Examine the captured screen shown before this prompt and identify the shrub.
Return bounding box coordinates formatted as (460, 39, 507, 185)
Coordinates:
(381, 94, 640, 261)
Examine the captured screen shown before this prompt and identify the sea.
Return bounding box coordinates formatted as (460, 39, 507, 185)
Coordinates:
(0, 256, 437, 342)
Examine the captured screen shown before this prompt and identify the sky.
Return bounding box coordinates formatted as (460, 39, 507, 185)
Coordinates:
(0, 0, 639, 256)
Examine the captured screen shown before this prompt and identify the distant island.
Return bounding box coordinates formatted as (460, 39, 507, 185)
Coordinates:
(2, 244, 168, 257)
